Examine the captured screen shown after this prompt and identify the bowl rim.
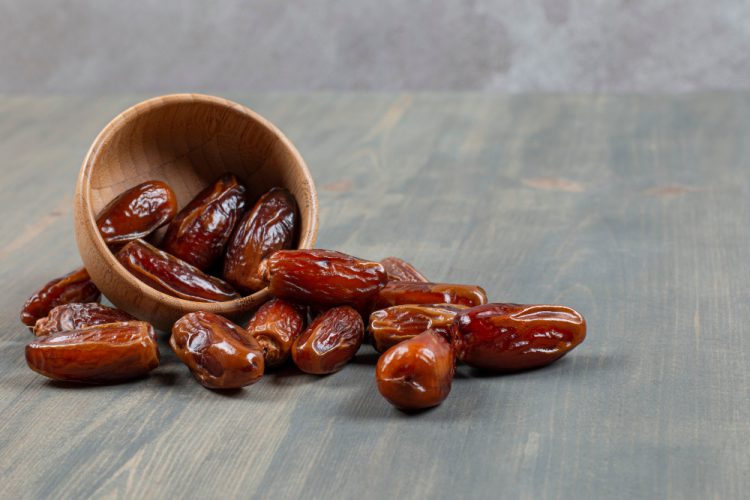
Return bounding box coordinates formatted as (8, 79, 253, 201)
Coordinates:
(76, 93, 318, 315)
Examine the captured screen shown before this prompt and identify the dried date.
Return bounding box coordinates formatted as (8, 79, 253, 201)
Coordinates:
(25, 321, 159, 384)
(380, 257, 429, 283)
(265, 249, 387, 311)
(97, 180, 177, 245)
(245, 298, 305, 368)
(33, 302, 135, 336)
(161, 174, 246, 271)
(373, 281, 487, 310)
(116, 239, 240, 302)
(451, 303, 586, 371)
(376, 330, 454, 410)
(20, 267, 101, 327)
(369, 304, 467, 352)
(170, 311, 264, 389)
(292, 306, 364, 374)
(223, 187, 298, 292)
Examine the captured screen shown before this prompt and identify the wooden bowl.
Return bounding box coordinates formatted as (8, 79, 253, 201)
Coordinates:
(74, 94, 318, 331)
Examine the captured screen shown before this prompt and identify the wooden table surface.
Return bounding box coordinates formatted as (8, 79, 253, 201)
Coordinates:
(1, 94, 748, 499)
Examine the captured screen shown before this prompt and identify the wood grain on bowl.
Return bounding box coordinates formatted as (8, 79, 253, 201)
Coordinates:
(74, 94, 318, 330)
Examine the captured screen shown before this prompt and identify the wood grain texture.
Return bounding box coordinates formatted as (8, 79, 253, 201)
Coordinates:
(74, 94, 318, 330)
(1, 93, 749, 499)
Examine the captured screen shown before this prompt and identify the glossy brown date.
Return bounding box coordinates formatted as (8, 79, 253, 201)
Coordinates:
(266, 249, 387, 311)
(376, 330, 454, 410)
(223, 188, 299, 292)
(20, 267, 101, 327)
(170, 311, 264, 389)
(292, 306, 364, 374)
(245, 298, 305, 368)
(161, 174, 246, 271)
(97, 180, 177, 245)
(116, 239, 240, 302)
(33, 302, 135, 336)
(373, 281, 487, 311)
(380, 257, 429, 283)
(25, 321, 159, 384)
(451, 303, 586, 371)
(369, 304, 467, 352)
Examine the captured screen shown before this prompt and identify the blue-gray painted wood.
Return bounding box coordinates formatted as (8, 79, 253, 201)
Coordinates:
(0, 94, 747, 499)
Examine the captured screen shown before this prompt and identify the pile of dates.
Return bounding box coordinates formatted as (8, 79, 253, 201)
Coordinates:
(21, 175, 586, 411)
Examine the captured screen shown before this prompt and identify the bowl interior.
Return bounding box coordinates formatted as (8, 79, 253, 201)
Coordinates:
(80, 94, 317, 317)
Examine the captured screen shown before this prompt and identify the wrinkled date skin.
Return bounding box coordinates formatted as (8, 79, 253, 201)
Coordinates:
(117, 239, 240, 302)
(373, 281, 487, 311)
(380, 257, 429, 283)
(292, 306, 364, 374)
(25, 321, 159, 384)
(33, 303, 135, 336)
(223, 188, 299, 292)
(245, 298, 305, 368)
(266, 249, 387, 311)
(20, 267, 101, 327)
(451, 303, 586, 371)
(170, 311, 264, 389)
(97, 180, 178, 245)
(369, 304, 467, 352)
(376, 330, 454, 410)
(161, 174, 246, 271)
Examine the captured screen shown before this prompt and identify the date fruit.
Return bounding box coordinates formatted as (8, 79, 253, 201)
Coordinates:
(265, 249, 387, 311)
(376, 330, 454, 410)
(245, 298, 305, 368)
(292, 306, 364, 374)
(25, 321, 159, 384)
(161, 174, 246, 271)
(451, 303, 586, 371)
(33, 303, 135, 336)
(380, 257, 428, 283)
(373, 281, 487, 311)
(170, 311, 264, 389)
(116, 239, 240, 302)
(369, 304, 467, 352)
(223, 188, 299, 292)
(20, 267, 101, 327)
(97, 180, 178, 245)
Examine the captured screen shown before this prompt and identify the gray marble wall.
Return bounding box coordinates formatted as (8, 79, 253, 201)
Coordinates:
(2, 0, 749, 93)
